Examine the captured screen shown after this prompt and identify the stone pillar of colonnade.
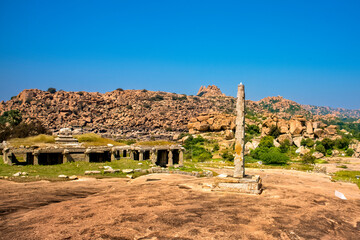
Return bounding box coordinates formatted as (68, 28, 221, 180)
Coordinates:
(33, 150, 39, 165)
(167, 150, 173, 167)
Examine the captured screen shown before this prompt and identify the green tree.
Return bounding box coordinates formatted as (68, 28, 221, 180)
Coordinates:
(321, 138, 335, 150)
(302, 153, 316, 164)
(315, 144, 326, 155)
(47, 87, 56, 94)
(0, 110, 22, 126)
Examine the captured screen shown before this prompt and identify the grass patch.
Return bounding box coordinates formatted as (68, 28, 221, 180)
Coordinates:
(332, 170, 360, 189)
(337, 165, 348, 169)
(0, 158, 151, 181)
(315, 159, 329, 164)
(116, 139, 137, 145)
(8, 134, 55, 147)
(245, 161, 314, 171)
(135, 140, 176, 146)
(74, 133, 125, 146)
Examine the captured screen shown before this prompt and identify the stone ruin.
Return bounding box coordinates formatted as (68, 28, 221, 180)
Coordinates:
(2, 143, 184, 167)
(55, 128, 79, 145)
(212, 83, 262, 194)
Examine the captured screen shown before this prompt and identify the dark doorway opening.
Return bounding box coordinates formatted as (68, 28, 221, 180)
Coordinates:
(156, 150, 168, 167)
(89, 151, 111, 162)
(38, 153, 63, 165)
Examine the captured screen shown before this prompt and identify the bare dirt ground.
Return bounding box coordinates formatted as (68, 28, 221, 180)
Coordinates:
(319, 157, 360, 173)
(0, 169, 360, 240)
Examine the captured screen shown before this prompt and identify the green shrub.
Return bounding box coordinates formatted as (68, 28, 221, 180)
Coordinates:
(268, 125, 280, 138)
(150, 95, 164, 101)
(279, 139, 291, 153)
(246, 124, 260, 135)
(47, 87, 56, 94)
(315, 144, 326, 155)
(326, 149, 333, 156)
(221, 150, 234, 161)
(126, 105, 132, 109)
(302, 153, 316, 164)
(142, 89, 148, 92)
(116, 88, 124, 91)
(334, 138, 350, 150)
(258, 147, 289, 165)
(346, 148, 354, 157)
(258, 136, 274, 149)
(301, 138, 315, 148)
(321, 138, 335, 150)
(213, 144, 220, 152)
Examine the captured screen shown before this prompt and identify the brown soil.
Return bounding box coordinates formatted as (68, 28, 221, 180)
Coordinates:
(0, 169, 359, 240)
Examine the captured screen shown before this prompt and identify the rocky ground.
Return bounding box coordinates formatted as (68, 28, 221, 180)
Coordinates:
(0, 168, 359, 240)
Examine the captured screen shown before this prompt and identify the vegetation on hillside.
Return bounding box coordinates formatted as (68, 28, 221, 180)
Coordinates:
(74, 133, 125, 146)
(0, 110, 50, 142)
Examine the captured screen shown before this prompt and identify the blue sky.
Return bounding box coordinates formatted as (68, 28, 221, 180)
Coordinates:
(0, 0, 360, 109)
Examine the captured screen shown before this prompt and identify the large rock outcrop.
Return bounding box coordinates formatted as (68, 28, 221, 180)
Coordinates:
(197, 85, 226, 97)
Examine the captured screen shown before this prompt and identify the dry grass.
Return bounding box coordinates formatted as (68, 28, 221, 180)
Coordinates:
(135, 140, 176, 146)
(74, 133, 125, 147)
(8, 134, 55, 147)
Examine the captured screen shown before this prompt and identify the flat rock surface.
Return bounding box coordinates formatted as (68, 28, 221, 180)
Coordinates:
(0, 169, 359, 240)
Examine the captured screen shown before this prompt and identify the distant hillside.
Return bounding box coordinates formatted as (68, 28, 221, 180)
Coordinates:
(1, 86, 359, 136)
(302, 105, 360, 119)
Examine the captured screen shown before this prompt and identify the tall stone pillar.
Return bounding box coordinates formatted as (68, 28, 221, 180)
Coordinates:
(234, 83, 245, 178)
(139, 150, 144, 161)
(33, 151, 39, 165)
(129, 150, 134, 160)
(167, 150, 173, 167)
(179, 149, 184, 167)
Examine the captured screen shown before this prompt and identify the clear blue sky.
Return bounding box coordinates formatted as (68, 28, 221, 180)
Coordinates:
(1, 0, 360, 109)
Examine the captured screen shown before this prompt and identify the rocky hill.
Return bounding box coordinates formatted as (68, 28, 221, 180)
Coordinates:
(302, 105, 360, 119)
(1, 86, 359, 138)
(0, 88, 236, 137)
(197, 85, 225, 97)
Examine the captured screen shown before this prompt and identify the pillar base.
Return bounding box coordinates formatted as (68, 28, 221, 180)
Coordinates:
(211, 175, 262, 195)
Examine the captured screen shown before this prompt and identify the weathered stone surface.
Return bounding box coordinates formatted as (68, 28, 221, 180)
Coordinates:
(84, 170, 101, 175)
(325, 125, 338, 135)
(224, 130, 234, 140)
(314, 128, 325, 138)
(273, 140, 280, 148)
(277, 134, 293, 145)
(289, 120, 304, 135)
(293, 136, 303, 148)
(306, 121, 314, 134)
(312, 152, 324, 159)
(296, 146, 310, 155)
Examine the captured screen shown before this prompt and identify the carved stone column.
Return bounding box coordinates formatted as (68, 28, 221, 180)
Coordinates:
(234, 83, 245, 178)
